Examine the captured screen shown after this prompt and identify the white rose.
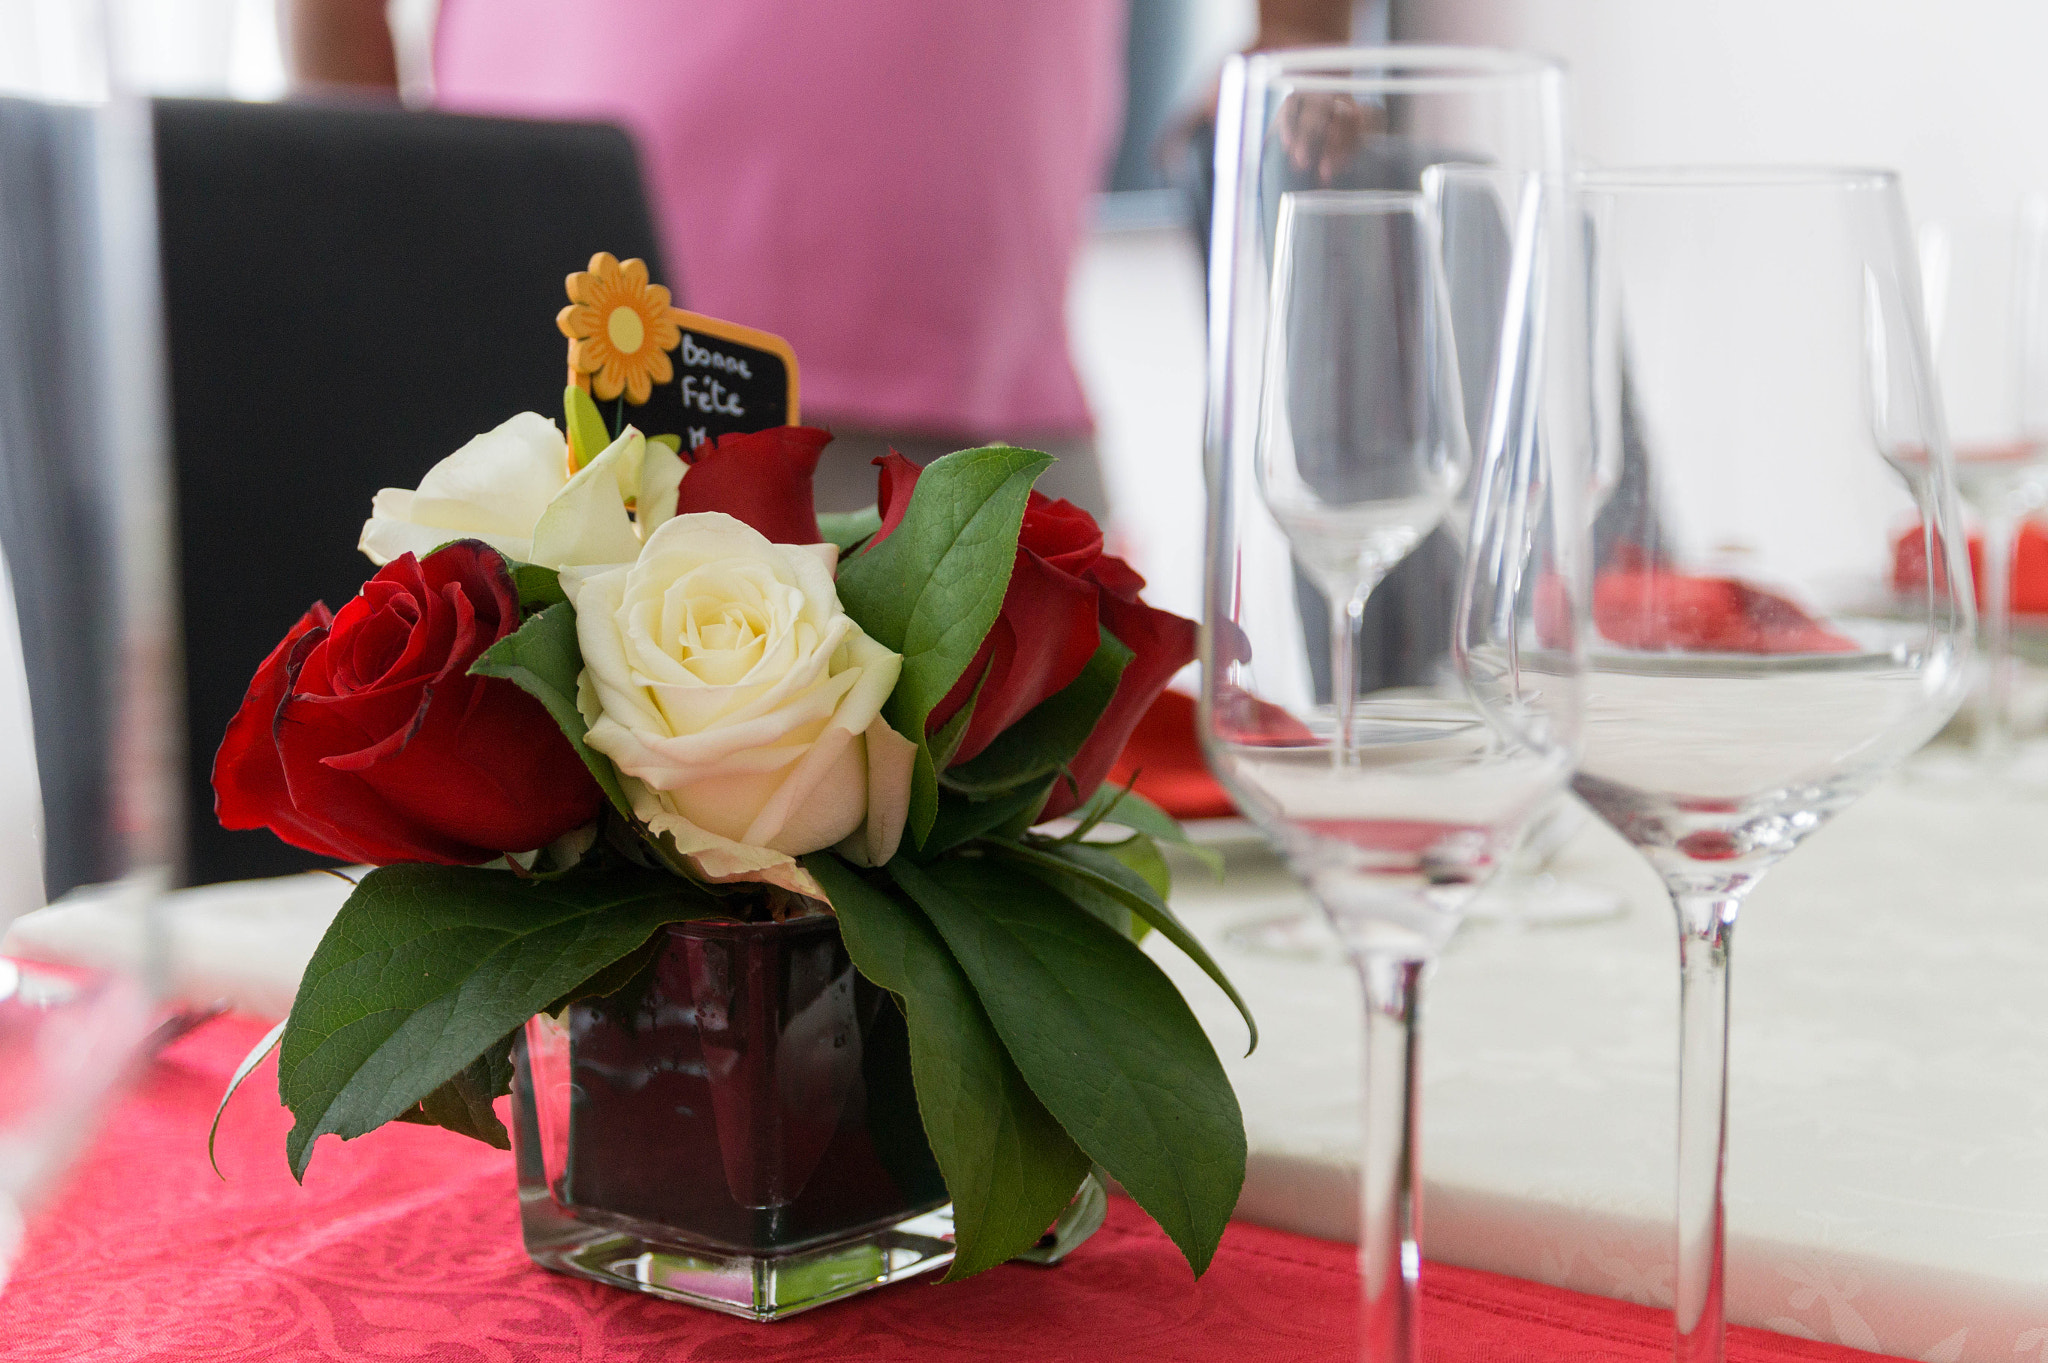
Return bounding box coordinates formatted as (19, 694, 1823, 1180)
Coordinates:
(562, 512, 916, 898)
(359, 414, 683, 570)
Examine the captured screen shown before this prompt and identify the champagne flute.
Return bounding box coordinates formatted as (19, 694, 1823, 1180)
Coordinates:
(1204, 47, 1583, 1360)
(1576, 168, 1972, 1363)
(1254, 189, 1470, 768)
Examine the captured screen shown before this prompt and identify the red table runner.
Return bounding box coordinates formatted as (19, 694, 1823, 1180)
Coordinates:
(4, 1015, 1905, 1362)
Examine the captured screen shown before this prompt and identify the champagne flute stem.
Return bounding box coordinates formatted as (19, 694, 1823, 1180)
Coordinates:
(1672, 890, 1739, 1363)
(1978, 507, 2018, 767)
(1356, 950, 1425, 1363)
(1331, 587, 1367, 768)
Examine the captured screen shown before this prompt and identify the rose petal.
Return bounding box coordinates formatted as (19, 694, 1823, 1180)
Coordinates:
(838, 714, 916, 867)
(1040, 590, 1198, 821)
(677, 426, 831, 545)
(1018, 493, 1104, 577)
(739, 723, 867, 852)
(405, 412, 569, 538)
(627, 777, 828, 899)
(529, 428, 650, 570)
(212, 603, 357, 860)
(868, 451, 923, 547)
(931, 544, 1101, 765)
(637, 439, 686, 539)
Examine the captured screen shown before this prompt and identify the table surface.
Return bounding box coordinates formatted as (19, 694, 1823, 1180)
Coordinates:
(9, 775, 2046, 1361)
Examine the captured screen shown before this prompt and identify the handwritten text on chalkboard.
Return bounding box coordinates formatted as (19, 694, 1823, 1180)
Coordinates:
(627, 311, 798, 451)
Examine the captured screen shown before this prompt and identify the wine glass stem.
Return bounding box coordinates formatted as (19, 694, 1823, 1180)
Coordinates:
(1356, 951, 1425, 1363)
(1672, 891, 1738, 1363)
(1331, 588, 1368, 768)
(1979, 508, 2018, 766)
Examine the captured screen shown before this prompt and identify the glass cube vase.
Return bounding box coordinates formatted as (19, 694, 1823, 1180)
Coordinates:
(510, 905, 1102, 1320)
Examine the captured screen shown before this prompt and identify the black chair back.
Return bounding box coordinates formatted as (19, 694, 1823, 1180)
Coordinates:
(155, 98, 664, 884)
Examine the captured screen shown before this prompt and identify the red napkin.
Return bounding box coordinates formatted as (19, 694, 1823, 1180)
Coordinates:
(1891, 519, 2048, 613)
(1107, 689, 1238, 820)
(1593, 570, 1858, 654)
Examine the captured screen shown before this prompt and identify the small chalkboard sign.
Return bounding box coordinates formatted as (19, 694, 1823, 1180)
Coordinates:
(626, 310, 799, 451)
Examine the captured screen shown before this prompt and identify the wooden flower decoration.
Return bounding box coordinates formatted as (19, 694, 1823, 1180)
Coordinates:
(557, 253, 685, 405)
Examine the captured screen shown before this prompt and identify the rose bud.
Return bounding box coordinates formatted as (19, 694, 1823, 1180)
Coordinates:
(213, 541, 604, 865)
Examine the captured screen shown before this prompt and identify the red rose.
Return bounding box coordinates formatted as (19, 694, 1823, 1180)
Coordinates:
(868, 453, 1198, 819)
(213, 541, 603, 864)
(678, 425, 832, 545)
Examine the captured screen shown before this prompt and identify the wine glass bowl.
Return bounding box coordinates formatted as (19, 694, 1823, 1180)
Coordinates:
(1579, 169, 1971, 878)
(1256, 190, 1470, 605)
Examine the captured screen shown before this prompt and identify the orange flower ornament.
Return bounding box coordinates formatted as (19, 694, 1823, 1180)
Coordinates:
(557, 253, 685, 405)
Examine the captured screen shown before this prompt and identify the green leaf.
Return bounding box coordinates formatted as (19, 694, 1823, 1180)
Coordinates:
(649, 433, 682, 456)
(1011, 1168, 1109, 1265)
(510, 561, 568, 611)
(924, 682, 980, 772)
(817, 506, 882, 553)
(995, 809, 1157, 945)
(993, 837, 1257, 1054)
(396, 1031, 516, 1148)
(279, 863, 717, 1179)
(919, 779, 1055, 861)
(806, 854, 1089, 1279)
(542, 924, 665, 1014)
(1019, 849, 1136, 940)
(469, 601, 630, 818)
(1106, 833, 1173, 905)
(210, 1018, 286, 1178)
(888, 856, 1245, 1277)
(564, 385, 611, 468)
(833, 446, 1054, 844)
(942, 629, 1132, 798)
(1063, 785, 1223, 880)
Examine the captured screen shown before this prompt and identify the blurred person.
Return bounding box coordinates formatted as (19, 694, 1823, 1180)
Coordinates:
(287, 0, 1356, 516)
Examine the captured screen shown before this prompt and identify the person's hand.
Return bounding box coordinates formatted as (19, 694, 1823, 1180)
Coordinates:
(1158, 0, 1370, 186)
(1275, 87, 1376, 183)
(284, 0, 398, 93)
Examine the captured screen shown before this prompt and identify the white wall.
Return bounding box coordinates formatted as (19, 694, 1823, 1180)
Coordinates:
(1399, 0, 2048, 443)
(0, 0, 284, 101)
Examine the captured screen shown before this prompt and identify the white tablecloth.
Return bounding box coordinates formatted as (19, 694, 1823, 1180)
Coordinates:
(1157, 780, 2048, 1363)
(9, 777, 2046, 1360)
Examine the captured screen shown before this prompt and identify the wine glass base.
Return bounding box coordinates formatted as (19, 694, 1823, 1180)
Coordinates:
(1461, 874, 1628, 927)
(1223, 911, 1346, 963)
(1906, 738, 2048, 796)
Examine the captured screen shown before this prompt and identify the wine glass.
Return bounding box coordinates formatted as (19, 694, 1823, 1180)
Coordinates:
(1576, 168, 1972, 1363)
(0, 50, 180, 1290)
(1255, 189, 1471, 762)
(1203, 47, 1583, 1359)
(1915, 196, 2048, 782)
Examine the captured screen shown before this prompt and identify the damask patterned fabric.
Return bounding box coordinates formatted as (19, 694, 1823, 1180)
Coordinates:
(2, 1015, 1904, 1362)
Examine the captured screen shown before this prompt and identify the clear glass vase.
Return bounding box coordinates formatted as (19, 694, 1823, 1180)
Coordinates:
(510, 906, 1103, 1320)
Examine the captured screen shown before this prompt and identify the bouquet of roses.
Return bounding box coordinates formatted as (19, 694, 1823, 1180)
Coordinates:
(212, 362, 1254, 1278)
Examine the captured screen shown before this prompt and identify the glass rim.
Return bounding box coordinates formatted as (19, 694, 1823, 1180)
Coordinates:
(1278, 187, 1429, 216)
(1578, 165, 1900, 193)
(1243, 43, 1563, 89)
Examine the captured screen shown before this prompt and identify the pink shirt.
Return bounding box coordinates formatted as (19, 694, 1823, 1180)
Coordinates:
(435, 1, 1123, 438)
